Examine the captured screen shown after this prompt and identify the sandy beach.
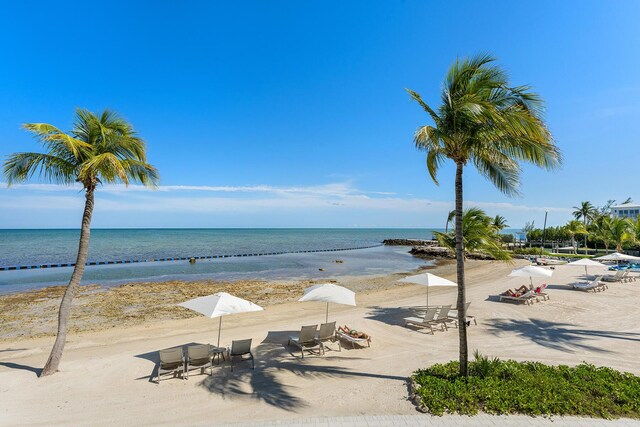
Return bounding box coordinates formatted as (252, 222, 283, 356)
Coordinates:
(1, 259, 639, 426)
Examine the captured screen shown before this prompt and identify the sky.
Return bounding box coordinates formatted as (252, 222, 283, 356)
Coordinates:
(0, 1, 638, 229)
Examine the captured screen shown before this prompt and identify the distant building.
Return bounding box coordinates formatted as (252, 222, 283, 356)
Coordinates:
(611, 203, 640, 219)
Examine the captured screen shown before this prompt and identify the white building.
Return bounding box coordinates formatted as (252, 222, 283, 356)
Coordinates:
(611, 203, 640, 219)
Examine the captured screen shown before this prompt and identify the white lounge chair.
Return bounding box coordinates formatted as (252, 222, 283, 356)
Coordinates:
(447, 302, 477, 326)
(571, 276, 607, 292)
(603, 270, 625, 283)
(229, 339, 254, 371)
(316, 321, 340, 352)
(335, 329, 371, 349)
(288, 325, 323, 358)
(185, 344, 213, 379)
(403, 307, 440, 334)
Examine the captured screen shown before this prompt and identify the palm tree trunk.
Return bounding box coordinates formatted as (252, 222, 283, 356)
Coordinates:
(40, 187, 95, 377)
(454, 162, 468, 377)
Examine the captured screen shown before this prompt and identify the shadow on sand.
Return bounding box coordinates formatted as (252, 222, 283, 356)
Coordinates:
(485, 318, 640, 354)
(0, 361, 42, 376)
(364, 306, 416, 328)
(138, 330, 403, 412)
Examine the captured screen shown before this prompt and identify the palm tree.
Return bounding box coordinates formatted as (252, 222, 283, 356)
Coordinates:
(407, 54, 561, 376)
(565, 220, 586, 254)
(435, 208, 511, 260)
(572, 201, 596, 254)
(444, 210, 456, 233)
(3, 109, 159, 377)
(591, 215, 614, 254)
(609, 217, 633, 252)
(492, 215, 509, 231)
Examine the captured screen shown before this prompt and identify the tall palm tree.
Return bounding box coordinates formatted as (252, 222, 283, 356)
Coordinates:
(3, 109, 159, 377)
(572, 201, 596, 254)
(407, 54, 561, 376)
(435, 208, 511, 260)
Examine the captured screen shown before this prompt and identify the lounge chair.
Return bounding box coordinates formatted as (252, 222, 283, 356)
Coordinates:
(403, 307, 440, 334)
(447, 302, 477, 326)
(571, 276, 607, 292)
(603, 270, 625, 283)
(157, 346, 185, 383)
(533, 284, 550, 301)
(288, 325, 323, 358)
(229, 339, 254, 371)
(499, 290, 539, 305)
(431, 305, 455, 330)
(185, 344, 213, 379)
(336, 328, 371, 348)
(316, 321, 340, 352)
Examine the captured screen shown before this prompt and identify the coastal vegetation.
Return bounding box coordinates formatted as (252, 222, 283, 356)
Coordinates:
(411, 353, 640, 418)
(524, 199, 640, 254)
(2, 109, 158, 377)
(407, 54, 561, 376)
(434, 208, 511, 261)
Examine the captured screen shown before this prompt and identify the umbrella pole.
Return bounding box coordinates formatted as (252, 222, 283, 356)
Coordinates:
(326, 302, 329, 323)
(427, 287, 429, 309)
(217, 317, 222, 347)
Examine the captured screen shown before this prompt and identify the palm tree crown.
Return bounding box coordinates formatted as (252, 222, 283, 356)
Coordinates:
(572, 201, 596, 225)
(407, 54, 561, 195)
(4, 109, 159, 190)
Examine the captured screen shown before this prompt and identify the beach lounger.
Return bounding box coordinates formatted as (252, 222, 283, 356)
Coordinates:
(185, 344, 213, 379)
(288, 325, 323, 358)
(499, 290, 539, 305)
(157, 346, 185, 383)
(403, 307, 440, 334)
(431, 305, 455, 330)
(603, 270, 625, 283)
(447, 302, 477, 326)
(571, 276, 607, 292)
(335, 330, 371, 349)
(533, 284, 550, 301)
(316, 321, 340, 351)
(229, 339, 254, 371)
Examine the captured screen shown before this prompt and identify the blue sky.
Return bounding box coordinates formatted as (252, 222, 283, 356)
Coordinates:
(0, 1, 638, 228)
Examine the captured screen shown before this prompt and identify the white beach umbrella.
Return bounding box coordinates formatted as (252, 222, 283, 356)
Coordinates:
(398, 272, 457, 307)
(178, 292, 263, 346)
(508, 265, 553, 286)
(567, 258, 607, 275)
(298, 283, 356, 323)
(594, 252, 640, 262)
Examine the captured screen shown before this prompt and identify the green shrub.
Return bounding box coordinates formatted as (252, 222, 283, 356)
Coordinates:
(411, 354, 640, 418)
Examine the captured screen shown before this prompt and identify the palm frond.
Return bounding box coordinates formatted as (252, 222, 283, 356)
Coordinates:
(3, 152, 77, 185)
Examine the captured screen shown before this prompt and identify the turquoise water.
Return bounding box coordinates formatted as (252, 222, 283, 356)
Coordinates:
(0, 228, 436, 293)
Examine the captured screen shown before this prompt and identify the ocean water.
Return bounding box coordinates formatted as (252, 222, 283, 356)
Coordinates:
(0, 228, 437, 294)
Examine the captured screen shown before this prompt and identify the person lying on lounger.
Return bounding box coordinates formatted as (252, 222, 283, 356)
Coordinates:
(501, 285, 530, 297)
(338, 325, 371, 341)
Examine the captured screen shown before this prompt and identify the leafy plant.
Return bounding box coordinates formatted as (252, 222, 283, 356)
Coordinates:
(412, 358, 640, 418)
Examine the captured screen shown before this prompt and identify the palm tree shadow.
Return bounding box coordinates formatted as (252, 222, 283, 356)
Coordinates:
(365, 306, 416, 328)
(198, 330, 405, 412)
(485, 318, 640, 354)
(0, 362, 42, 376)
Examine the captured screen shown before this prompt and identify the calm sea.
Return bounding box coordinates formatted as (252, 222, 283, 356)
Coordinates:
(0, 228, 438, 294)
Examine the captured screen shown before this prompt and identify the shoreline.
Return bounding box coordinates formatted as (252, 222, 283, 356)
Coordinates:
(0, 258, 455, 342)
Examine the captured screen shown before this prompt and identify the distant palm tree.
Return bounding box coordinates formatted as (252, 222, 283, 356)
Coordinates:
(609, 217, 633, 252)
(435, 208, 511, 260)
(573, 201, 596, 254)
(591, 216, 614, 254)
(407, 54, 561, 376)
(492, 215, 509, 231)
(565, 220, 587, 255)
(3, 109, 159, 377)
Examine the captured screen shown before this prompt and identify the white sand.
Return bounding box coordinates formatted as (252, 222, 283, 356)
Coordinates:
(1, 260, 639, 426)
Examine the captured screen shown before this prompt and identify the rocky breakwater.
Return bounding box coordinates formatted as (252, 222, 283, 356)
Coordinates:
(382, 239, 438, 246)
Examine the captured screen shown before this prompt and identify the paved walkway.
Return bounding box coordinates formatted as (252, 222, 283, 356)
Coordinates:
(220, 414, 639, 426)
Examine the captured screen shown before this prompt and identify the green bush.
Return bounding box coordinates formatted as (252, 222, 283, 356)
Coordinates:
(411, 354, 640, 418)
